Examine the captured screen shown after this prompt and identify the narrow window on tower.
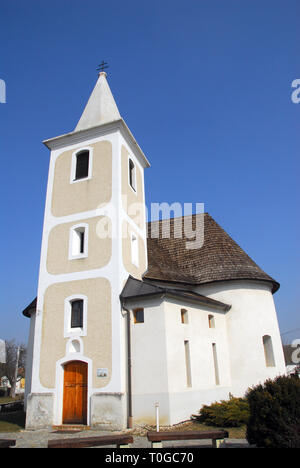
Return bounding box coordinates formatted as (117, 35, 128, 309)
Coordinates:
(69, 224, 88, 259)
(64, 295, 87, 337)
(129, 158, 136, 191)
(70, 299, 84, 329)
(75, 150, 89, 180)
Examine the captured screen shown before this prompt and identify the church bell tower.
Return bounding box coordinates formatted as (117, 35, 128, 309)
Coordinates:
(25, 70, 150, 429)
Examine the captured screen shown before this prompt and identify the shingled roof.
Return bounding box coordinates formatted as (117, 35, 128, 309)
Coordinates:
(144, 213, 279, 293)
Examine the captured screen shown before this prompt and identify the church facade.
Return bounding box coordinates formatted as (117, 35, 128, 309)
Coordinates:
(23, 72, 286, 429)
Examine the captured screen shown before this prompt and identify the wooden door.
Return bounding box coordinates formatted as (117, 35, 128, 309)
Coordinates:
(63, 361, 87, 425)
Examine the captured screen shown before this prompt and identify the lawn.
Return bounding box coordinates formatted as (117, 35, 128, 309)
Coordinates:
(0, 397, 25, 432)
(0, 411, 25, 432)
(0, 396, 22, 405)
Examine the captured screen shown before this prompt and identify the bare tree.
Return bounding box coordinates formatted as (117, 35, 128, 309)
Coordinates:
(0, 340, 26, 398)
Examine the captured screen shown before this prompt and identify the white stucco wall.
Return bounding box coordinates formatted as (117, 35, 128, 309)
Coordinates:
(196, 280, 286, 396)
(130, 297, 232, 425)
(130, 281, 286, 425)
(130, 298, 170, 425)
(164, 298, 232, 424)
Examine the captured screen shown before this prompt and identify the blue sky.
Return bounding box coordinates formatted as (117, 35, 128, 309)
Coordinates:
(0, 0, 299, 344)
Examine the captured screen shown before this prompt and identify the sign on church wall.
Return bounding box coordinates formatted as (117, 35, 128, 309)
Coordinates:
(0, 340, 6, 364)
(97, 368, 108, 378)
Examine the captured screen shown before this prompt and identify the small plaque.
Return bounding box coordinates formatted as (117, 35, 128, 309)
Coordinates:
(97, 368, 108, 378)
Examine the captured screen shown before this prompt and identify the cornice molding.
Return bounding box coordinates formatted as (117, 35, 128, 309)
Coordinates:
(43, 119, 150, 168)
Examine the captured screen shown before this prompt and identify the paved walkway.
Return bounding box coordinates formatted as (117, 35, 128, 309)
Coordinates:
(0, 429, 251, 448)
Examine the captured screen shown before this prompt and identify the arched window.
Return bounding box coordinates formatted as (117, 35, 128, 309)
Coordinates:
(262, 335, 275, 367)
(64, 295, 87, 338)
(75, 150, 89, 180)
(70, 224, 88, 259)
(129, 158, 136, 191)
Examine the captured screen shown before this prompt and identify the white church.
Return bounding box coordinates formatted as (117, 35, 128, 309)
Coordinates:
(23, 71, 286, 430)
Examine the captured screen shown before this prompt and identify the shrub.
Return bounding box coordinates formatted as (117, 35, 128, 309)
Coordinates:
(194, 396, 250, 427)
(246, 375, 300, 448)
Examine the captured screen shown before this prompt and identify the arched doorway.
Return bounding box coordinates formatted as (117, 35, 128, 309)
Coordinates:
(62, 361, 88, 425)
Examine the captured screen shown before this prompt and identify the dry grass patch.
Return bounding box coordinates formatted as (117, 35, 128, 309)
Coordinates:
(129, 420, 246, 439)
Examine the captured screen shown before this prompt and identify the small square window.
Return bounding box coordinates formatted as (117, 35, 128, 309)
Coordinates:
(133, 308, 144, 324)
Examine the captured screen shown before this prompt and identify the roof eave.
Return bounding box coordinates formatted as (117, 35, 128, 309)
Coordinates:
(164, 291, 231, 311)
(42, 119, 150, 169)
(120, 290, 230, 312)
(144, 275, 279, 295)
(22, 298, 37, 318)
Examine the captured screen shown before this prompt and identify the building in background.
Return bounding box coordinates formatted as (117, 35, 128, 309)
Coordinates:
(0, 340, 5, 364)
(283, 344, 300, 377)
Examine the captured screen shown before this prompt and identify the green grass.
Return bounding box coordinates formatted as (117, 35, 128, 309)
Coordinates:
(0, 411, 25, 433)
(0, 396, 23, 405)
(0, 397, 25, 432)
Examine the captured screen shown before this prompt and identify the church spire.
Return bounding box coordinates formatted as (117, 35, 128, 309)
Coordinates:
(75, 71, 121, 132)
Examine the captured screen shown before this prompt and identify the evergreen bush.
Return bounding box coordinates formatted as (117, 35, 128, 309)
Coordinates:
(194, 396, 250, 427)
(246, 375, 300, 448)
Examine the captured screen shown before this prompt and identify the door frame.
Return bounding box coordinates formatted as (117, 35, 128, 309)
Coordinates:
(54, 355, 92, 426)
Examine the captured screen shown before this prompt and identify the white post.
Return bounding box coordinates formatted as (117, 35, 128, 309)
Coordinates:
(155, 402, 159, 432)
(13, 346, 20, 398)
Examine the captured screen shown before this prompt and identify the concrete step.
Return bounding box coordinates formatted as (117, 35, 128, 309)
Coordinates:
(52, 425, 90, 432)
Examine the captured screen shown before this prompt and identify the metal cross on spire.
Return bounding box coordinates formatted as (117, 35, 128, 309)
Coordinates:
(97, 61, 109, 73)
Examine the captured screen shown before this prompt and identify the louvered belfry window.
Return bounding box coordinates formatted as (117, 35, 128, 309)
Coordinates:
(71, 300, 84, 328)
(75, 151, 89, 180)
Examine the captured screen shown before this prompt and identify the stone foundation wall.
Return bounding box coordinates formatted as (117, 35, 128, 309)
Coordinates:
(90, 392, 126, 430)
(25, 393, 54, 429)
